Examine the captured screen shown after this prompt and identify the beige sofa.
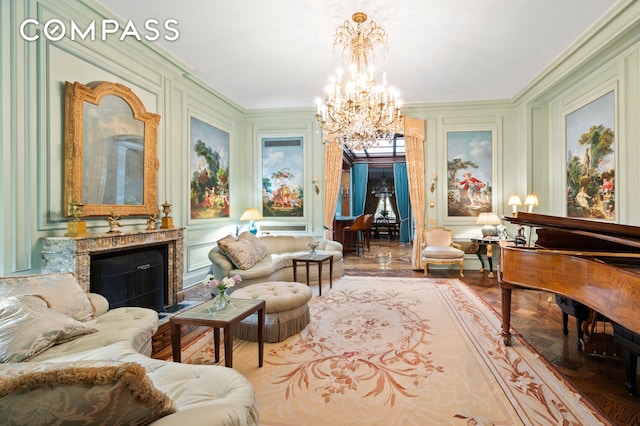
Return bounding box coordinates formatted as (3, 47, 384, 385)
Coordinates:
(208, 233, 344, 289)
(0, 273, 258, 425)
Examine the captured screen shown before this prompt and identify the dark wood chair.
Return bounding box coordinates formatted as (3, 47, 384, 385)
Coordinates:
(343, 214, 366, 256)
(362, 214, 373, 252)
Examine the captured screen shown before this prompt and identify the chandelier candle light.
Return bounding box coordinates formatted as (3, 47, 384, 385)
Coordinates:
(315, 12, 403, 150)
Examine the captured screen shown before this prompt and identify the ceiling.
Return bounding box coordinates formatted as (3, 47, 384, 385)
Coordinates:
(95, 0, 620, 111)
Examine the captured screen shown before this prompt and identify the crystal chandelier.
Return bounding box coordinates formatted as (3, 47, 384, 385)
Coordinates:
(371, 170, 394, 198)
(315, 12, 403, 151)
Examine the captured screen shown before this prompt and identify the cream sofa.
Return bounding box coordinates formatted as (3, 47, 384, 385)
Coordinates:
(0, 272, 258, 425)
(208, 233, 344, 289)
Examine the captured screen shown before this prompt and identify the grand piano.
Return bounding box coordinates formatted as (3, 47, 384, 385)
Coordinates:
(498, 212, 640, 395)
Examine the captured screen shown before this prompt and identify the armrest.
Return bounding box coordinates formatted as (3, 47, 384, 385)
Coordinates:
(87, 293, 109, 316)
(208, 247, 233, 278)
(323, 239, 343, 252)
(452, 242, 463, 250)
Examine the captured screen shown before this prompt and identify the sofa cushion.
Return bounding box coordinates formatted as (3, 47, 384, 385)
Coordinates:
(0, 295, 98, 363)
(0, 272, 95, 322)
(0, 360, 176, 425)
(421, 246, 465, 259)
(238, 231, 267, 260)
(221, 239, 261, 270)
(30, 306, 159, 361)
(216, 234, 237, 258)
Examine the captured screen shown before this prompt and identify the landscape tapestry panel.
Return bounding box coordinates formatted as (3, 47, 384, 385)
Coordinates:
(566, 90, 615, 220)
(262, 137, 304, 217)
(446, 130, 493, 217)
(189, 117, 230, 220)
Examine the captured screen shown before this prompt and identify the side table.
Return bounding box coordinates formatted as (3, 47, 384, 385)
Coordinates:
(292, 253, 333, 296)
(471, 237, 513, 278)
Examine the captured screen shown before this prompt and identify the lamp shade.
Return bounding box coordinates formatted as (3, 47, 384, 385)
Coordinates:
(476, 212, 501, 225)
(239, 208, 264, 222)
(476, 212, 501, 237)
(240, 208, 264, 235)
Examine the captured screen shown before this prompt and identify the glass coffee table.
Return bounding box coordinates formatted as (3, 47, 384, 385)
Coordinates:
(170, 298, 266, 368)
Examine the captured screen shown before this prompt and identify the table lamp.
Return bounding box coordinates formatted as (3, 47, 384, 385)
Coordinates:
(524, 194, 539, 213)
(507, 195, 522, 216)
(240, 208, 264, 235)
(476, 212, 501, 237)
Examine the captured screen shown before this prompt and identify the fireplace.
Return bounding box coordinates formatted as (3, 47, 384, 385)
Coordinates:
(90, 247, 166, 311)
(41, 228, 184, 307)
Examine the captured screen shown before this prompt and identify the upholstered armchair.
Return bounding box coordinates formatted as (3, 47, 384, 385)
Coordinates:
(420, 227, 465, 277)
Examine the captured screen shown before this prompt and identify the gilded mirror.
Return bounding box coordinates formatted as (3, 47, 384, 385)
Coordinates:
(64, 81, 160, 217)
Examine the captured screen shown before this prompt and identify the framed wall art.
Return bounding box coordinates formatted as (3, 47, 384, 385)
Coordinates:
(446, 129, 494, 218)
(189, 116, 230, 220)
(261, 137, 304, 217)
(565, 90, 615, 220)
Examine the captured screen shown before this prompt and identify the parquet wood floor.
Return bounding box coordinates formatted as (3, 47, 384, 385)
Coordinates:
(160, 238, 640, 425)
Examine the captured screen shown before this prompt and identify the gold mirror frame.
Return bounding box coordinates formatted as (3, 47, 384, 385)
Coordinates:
(63, 81, 160, 217)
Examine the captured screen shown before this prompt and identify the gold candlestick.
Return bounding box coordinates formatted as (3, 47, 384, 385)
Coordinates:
(65, 203, 89, 237)
(160, 201, 174, 229)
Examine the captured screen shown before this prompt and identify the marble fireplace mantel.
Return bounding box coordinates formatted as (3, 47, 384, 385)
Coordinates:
(41, 228, 184, 306)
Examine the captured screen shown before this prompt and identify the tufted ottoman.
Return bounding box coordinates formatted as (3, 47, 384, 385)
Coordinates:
(231, 281, 312, 343)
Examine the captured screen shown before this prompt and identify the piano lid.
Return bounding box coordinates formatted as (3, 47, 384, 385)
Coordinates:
(502, 212, 640, 252)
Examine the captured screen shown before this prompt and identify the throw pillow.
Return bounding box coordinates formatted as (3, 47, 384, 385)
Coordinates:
(221, 239, 260, 270)
(0, 361, 176, 425)
(0, 272, 95, 322)
(216, 234, 237, 258)
(238, 231, 267, 260)
(0, 295, 98, 363)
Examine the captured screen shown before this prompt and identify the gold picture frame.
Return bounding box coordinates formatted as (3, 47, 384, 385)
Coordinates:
(63, 81, 160, 217)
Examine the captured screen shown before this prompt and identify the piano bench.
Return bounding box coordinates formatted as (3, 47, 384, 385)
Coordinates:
(613, 323, 640, 396)
(555, 295, 590, 348)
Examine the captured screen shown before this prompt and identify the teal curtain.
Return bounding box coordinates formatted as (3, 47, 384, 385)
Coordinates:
(351, 164, 369, 216)
(393, 163, 412, 243)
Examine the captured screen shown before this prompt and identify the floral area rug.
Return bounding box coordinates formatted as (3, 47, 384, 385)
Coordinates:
(176, 276, 611, 425)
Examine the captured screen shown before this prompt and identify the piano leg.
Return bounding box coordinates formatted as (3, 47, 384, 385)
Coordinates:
(500, 285, 513, 346)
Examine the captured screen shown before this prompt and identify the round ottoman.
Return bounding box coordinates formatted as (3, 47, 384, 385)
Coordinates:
(231, 282, 313, 343)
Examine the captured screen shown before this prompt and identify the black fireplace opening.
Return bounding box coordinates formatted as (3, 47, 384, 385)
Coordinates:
(90, 245, 168, 312)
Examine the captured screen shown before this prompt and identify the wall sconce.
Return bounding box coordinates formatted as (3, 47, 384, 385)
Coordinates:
(507, 195, 522, 216)
(313, 176, 320, 195)
(524, 194, 539, 213)
(430, 174, 437, 193)
(341, 186, 349, 198)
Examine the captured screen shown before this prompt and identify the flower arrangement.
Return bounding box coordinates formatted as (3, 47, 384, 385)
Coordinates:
(203, 273, 241, 292)
(307, 240, 320, 251)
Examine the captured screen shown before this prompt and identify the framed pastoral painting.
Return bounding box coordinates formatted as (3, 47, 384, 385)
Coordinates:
(565, 90, 615, 220)
(189, 116, 230, 220)
(446, 130, 493, 217)
(261, 137, 304, 217)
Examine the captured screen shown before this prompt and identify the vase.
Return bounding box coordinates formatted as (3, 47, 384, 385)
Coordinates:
(309, 248, 317, 258)
(211, 288, 231, 310)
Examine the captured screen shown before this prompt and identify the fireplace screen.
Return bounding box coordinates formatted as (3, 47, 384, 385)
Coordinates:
(90, 249, 165, 312)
